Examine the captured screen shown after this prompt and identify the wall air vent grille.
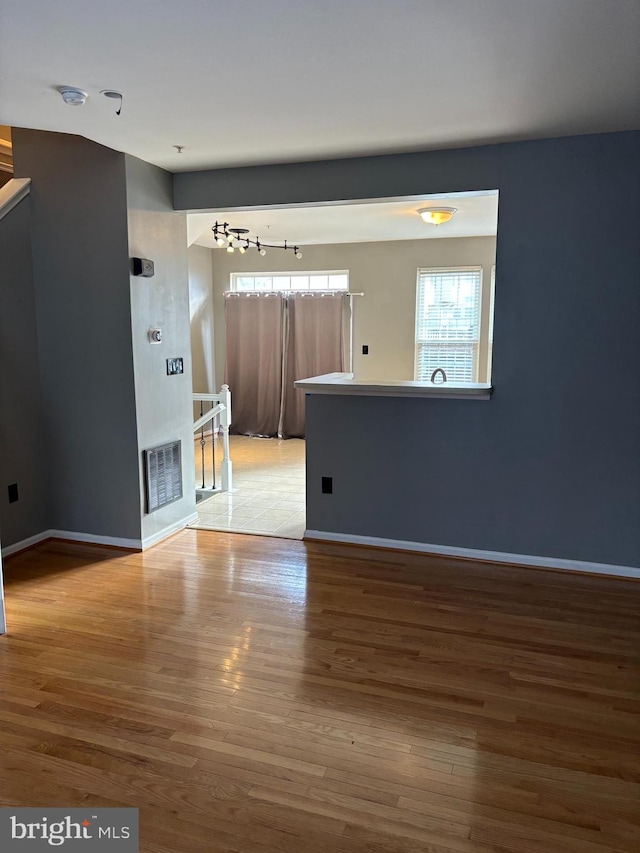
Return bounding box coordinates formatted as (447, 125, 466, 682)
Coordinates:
(144, 440, 182, 513)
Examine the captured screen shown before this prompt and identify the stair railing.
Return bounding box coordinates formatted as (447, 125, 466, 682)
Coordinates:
(192, 385, 232, 498)
(0, 178, 30, 221)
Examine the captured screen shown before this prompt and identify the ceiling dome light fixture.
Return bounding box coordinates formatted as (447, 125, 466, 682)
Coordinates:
(212, 222, 302, 259)
(417, 207, 457, 226)
(58, 86, 88, 106)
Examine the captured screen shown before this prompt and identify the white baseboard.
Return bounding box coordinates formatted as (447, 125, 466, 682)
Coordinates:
(2, 529, 142, 557)
(6, 524, 637, 580)
(1, 530, 51, 557)
(48, 529, 142, 550)
(2, 513, 200, 558)
(304, 530, 640, 580)
(141, 512, 199, 550)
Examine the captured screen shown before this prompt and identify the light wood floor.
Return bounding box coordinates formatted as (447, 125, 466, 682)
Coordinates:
(1, 531, 639, 853)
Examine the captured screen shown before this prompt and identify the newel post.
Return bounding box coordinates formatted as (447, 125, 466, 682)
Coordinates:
(220, 384, 233, 492)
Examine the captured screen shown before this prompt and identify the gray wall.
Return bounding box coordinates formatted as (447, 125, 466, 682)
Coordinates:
(125, 155, 195, 543)
(175, 131, 640, 567)
(12, 129, 142, 541)
(208, 236, 496, 390)
(174, 144, 504, 210)
(188, 244, 215, 394)
(0, 196, 49, 545)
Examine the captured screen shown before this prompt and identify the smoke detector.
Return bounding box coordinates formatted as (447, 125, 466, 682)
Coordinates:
(58, 86, 88, 106)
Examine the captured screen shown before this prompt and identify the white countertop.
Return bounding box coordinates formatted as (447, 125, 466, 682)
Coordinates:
(294, 373, 492, 400)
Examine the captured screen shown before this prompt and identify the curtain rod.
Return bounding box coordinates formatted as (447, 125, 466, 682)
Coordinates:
(224, 290, 364, 296)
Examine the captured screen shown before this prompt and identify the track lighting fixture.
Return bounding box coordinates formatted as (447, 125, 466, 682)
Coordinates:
(212, 223, 302, 259)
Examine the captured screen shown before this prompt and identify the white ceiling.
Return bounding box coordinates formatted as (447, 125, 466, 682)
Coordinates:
(189, 192, 499, 248)
(1, 1, 639, 173)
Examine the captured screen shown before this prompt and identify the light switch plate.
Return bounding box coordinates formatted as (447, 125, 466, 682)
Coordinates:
(166, 357, 184, 375)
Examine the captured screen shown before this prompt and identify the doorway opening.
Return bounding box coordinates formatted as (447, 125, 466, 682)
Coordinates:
(187, 189, 499, 538)
(191, 434, 305, 539)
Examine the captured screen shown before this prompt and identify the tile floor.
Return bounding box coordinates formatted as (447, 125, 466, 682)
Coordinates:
(189, 434, 306, 539)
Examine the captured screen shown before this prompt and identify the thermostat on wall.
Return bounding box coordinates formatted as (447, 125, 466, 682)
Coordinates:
(132, 257, 155, 277)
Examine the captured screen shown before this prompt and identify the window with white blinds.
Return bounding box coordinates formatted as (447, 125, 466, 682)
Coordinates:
(415, 266, 482, 383)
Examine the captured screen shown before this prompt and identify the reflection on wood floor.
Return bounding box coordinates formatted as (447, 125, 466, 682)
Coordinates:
(192, 435, 305, 539)
(1, 531, 639, 852)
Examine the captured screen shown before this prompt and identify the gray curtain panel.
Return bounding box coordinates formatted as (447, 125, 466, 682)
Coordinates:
(224, 294, 284, 436)
(281, 293, 345, 439)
